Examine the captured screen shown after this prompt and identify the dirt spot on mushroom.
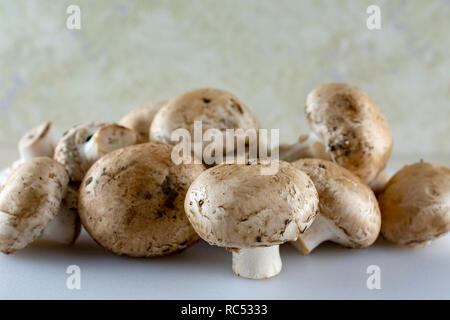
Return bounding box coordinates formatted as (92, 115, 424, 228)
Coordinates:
(85, 177, 93, 186)
(230, 99, 244, 114)
(161, 176, 179, 208)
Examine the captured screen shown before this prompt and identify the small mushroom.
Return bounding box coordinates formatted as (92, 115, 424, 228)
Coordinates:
(184, 161, 319, 279)
(119, 101, 167, 143)
(280, 83, 393, 185)
(54, 122, 137, 182)
(78, 143, 205, 257)
(378, 162, 450, 247)
(291, 158, 381, 254)
(19, 121, 56, 160)
(150, 88, 260, 155)
(0, 158, 69, 253)
(1, 121, 56, 187)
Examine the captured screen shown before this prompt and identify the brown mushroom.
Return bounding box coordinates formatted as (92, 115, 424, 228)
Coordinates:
(378, 162, 450, 247)
(78, 143, 205, 257)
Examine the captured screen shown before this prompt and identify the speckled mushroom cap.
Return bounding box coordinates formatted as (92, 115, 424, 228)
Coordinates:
(305, 83, 392, 183)
(150, 88, 260, 144)
(184, 160, 319, 249)
(0, 158, 69, 254)
(119, 101, 166, 143)
(78, 143, 205, 257)
(379, 162, 450, 247)
(292, 158, 381, 248)
(54, 122, 137, 182)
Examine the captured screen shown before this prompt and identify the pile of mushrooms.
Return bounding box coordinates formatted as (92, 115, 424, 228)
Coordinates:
(0, 83, 448, 280)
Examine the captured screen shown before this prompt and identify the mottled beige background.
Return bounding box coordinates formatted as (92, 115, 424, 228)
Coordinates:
(0, 0, 449, 169)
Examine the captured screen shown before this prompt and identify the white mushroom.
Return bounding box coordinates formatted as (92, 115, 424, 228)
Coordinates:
(378, 162, 450, 247)
(0, 158, 69, 253)
(184, 161, 319, 279)
(291, 158, 381, 254)
(280, 83, 393, 186)
(54, 122, 137, 182)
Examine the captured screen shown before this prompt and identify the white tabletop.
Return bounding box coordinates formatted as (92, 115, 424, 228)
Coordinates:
(1, 230, 449, 300)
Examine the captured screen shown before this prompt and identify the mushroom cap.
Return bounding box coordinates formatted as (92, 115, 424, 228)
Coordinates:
(78, 143, 205, 257)
(119, 101, 166, 143)
(184, 160, 319, 249)
(18, 121, 55, 160)
(150, 88, 260, 144)
(379, 162, 450, 247)
(305, 83, 392, 183)
(292, 158, 381, 248)
(54, 122, 137, 182)
(0, 158, 69, 253)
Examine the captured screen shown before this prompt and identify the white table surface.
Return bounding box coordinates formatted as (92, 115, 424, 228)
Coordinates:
(1, 156, 449, 300)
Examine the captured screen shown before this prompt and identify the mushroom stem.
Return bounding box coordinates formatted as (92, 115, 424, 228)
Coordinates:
(291, 215, 338, 254)
(82, 124, 137, 164)
(279, 132, 330, 162)
(39, 206, 80, 245)
(232, 245, 282, 279)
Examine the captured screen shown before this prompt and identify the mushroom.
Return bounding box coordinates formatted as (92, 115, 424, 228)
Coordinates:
(279, 133, 330, 163)
(119, 101, 167, 143)
(184, 160, 319, 279)
(280, 83, 393, 185)
(290, 158, 381, 254)
(54, 122, 137, 182)
(368, 170, 390, 196)
(149, 88, 260, 162)
(0, 122, 81, 246)
(18, 121, 56, 160)
(1, 121, 56, 187)
(78, 143, 205, 257)
(378, 162, 450, 247)
(0, 158, 69, 253)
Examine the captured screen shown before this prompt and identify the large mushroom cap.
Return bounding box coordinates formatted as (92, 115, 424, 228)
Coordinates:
(292, 158, 381, 253)
(78, 143, 205, 257)
(306, 83, 392, 183)
(379, 162, 450, 247)
(54, 122, 137, 182)
(0, 158, 69, 254)
(150, 88, 260, 145)
(184, 160, 319, 249)
(119, 101, 166, 143)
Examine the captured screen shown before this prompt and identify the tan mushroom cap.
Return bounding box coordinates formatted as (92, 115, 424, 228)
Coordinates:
(184, 160, 319, 249)
(150, 88, 260, 145)
(78, 143, 205, 257)
(306, 83, 392, 183)
(54, 122, 137, 182)
(379, 162, 450, 247)
(0, 158, 69, 254)
(119, 101, 167, 143)
(292, 159, 381, 253)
